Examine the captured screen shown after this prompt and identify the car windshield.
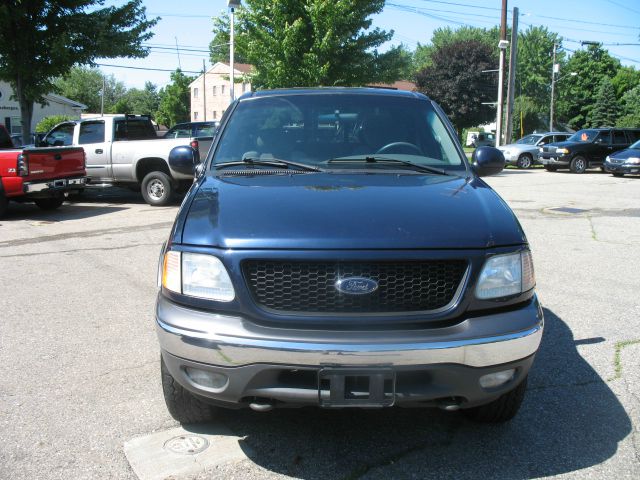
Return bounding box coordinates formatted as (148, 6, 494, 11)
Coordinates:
(630, 139, 640, 149)
(568, 129, 599, 143)
(211, 93, 466, 172)
(516, 135, 542, 145)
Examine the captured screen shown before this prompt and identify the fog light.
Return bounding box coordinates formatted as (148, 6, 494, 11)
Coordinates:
(479, 369, 515, 388)
(185, 367, 228, 391)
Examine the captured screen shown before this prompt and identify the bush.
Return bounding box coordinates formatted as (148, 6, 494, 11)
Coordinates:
(35, 115, 74, 133)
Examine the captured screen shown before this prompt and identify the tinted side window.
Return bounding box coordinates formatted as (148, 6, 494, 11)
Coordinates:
(79, 121, 105, 144)
(554, 134, 568, 143)
(45, 123, 75, 146)
(613, 130, 626, 144)
(625, 130, 640, 143)
(195, 125, 215, 136)
(114, 119, 157, 141)
(538, 135, 552, 145)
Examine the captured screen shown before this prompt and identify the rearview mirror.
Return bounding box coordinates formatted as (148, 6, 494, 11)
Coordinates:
(472, 146, 505, 177)
(169, 145, 199, 176)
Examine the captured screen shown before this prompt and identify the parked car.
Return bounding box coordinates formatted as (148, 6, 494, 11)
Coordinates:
(539, 128, 640, 173)
(0, 125, 87, 218)
(498, 132, 571, 169)
(471, 132, 495, 148)
(41, 115, 199, 205)
(156, 88, 542, 425)
(163, 121, 217, 162)
(604, 139, 640, 177)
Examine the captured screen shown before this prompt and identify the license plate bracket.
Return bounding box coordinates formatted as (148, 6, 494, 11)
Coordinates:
(318, 368, 395, 407)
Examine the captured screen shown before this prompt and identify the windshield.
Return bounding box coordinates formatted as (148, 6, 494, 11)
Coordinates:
(212, 93, 466, 172)
(516, 135, 542, 145)
(568, 129, 599, 143)
(630, 139, 640, 149)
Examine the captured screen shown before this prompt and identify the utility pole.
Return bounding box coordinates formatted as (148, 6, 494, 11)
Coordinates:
(505, 7, 518, 144)
(228, 1, 241, 102)
(495, 0, 508, 147)
(175, 37, 182, 70)
(549, 43, 557, 131)
(100, 75, 105, 116)
(202, 59, 207, 121)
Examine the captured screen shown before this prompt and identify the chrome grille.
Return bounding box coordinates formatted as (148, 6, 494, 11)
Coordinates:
(243, 260, 468, 314)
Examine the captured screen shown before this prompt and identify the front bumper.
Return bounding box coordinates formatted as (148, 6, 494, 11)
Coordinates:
(605, 161, 640, 174)
(540, 155, 570, 166)
(23, 176, 87, 195)
(156, 294, 544, 408)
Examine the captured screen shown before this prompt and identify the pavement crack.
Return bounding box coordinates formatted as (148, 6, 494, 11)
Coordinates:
(0, 242, 162, 258)
(97, 360, 158, 378)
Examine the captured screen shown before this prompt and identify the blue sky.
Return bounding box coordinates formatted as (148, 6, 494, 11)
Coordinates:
(98, 0, 640, 89)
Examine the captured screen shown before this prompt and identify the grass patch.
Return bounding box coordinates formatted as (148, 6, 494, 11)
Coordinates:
(609, 339, 640, 381)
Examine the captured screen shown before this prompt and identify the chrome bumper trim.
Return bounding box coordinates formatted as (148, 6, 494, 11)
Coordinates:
(156, 296, 544, 368)
(23, 176, 87, 193)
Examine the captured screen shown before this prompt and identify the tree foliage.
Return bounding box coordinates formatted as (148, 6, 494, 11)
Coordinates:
(555, 44, 620, 128)
(114, 82, 160, 116)
(0, 0, 157, 139)
(587, 78, 620, 127)
(617, 85, 640, 127)
(416, 39, 496, 135)
(211, 0, 409, 88)
(54, 67, 127, 113)
(156, 70, 194, 127)
(35, 114, 73, 134)
(209, 14, 250, 65)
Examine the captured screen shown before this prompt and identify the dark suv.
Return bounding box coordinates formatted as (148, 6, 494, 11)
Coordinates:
(157, 88, 543, 425)
(540, 127, 640, 173)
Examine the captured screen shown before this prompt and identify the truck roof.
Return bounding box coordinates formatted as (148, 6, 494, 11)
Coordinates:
(239, 87, 429, 101)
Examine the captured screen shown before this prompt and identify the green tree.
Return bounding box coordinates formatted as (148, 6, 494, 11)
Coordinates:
(209, 13, 250, 65)
(35, 114, 73, 134)
(587, 78, 620, 127)
(156, 69, 194, 127)
(54, 67, 127, 113)
(556, 44, 621, 129)
(516, 26, 564, 112)
(0, 1, 156, 141)
(111, 82, 160, 116)
(212, 0, 409, 88)
(416, 39, 496, 135)
(611, 66, 640, 99)
(616, 85, 640, 127)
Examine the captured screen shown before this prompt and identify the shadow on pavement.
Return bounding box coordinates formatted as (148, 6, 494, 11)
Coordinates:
(0, 202, 129, 222)
(188, 307, 631, 479)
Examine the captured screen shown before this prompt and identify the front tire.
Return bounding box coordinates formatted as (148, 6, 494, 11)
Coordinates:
(463, 375, 528, 423)
(161, 355, 215, 424)
(613, 172, 624, 177)
(141, 171, 173, 206)
(570, 156, 587, 174)
(516, 154, 532, 169)
(34, 197, 64, 210)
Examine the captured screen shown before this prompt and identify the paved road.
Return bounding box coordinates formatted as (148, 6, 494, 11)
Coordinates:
(1, 169, 639, 479)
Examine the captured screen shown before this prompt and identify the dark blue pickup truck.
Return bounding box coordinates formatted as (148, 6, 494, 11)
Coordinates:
(156, 88, 543, 424)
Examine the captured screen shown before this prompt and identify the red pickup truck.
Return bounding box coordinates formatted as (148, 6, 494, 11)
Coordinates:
(0, 125, 87, 218)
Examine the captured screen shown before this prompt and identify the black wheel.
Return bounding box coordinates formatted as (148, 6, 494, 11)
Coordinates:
(34, 197, 64, 210)
(161, 354, 215, 424)
(463, 375, 528, 423)
(516, 154, 533, 169)
(544, 166, 557, 172)
(613, 172, 624, 177)
(570, 156, 587, 174)
(0, 193, 7, 218)
(141, 171, 173, 206)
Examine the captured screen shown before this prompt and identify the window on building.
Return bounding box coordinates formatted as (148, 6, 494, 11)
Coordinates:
(10, 117, 21, 135)
(193, 87, 199, 98)
(212, 86, 217, 96)
(221, 85, 225, 95)
(194, 112, 199, 120)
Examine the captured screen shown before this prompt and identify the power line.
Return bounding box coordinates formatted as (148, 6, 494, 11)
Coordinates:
(96, 63, 202, 74)
(603, 0, 640, 16)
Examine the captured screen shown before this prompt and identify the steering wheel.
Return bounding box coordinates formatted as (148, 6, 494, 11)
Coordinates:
(376, 142, 422, 155)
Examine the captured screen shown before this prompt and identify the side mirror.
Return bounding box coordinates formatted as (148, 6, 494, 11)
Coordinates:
(168, 145, 199, 176)
(195, 163, 205, 177)
(472, 146, 505, 177)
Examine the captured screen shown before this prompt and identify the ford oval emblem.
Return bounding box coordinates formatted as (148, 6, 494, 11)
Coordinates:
(335, 277, 379, 295)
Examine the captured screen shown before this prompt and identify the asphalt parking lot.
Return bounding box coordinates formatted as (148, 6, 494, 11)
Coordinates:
(1, 168, 639, 479)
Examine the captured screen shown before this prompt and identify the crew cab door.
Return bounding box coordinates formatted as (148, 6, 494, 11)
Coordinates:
(592, 131, 612, 164)
(77, 120, 110, 181)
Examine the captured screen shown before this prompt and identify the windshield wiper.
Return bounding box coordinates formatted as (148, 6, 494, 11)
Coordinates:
(327, 156, 449, 175)
(215, 157, 323, 172)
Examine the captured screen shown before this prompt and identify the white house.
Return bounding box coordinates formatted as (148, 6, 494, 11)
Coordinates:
(0, 81, 86, 134)
(189, 62, 253, 122)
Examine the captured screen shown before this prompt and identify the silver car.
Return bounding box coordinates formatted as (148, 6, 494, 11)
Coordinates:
(498, 132, 570, 169)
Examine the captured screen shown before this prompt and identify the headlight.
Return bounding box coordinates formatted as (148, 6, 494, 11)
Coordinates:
(625, 157, 640, 165)
(556, 148, 569, 154)
(162, 251, 235, 302)
(606, 156, 610, 162)
(476, 250, 535, 299)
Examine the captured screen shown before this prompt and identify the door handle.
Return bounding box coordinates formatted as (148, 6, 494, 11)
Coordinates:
(95, 149, 103, 154)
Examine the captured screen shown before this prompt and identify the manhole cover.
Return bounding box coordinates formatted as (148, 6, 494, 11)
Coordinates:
(163, 435, 210, 455)
(548, 207, 589, 214)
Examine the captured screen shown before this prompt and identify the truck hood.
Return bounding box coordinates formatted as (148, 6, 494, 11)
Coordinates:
(179, 172, 526, 250)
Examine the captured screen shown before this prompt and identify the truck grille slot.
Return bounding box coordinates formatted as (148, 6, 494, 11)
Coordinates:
(243, 260, 467, 313)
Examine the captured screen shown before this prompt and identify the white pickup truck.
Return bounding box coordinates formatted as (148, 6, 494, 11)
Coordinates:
(41, 115, 205, 206)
